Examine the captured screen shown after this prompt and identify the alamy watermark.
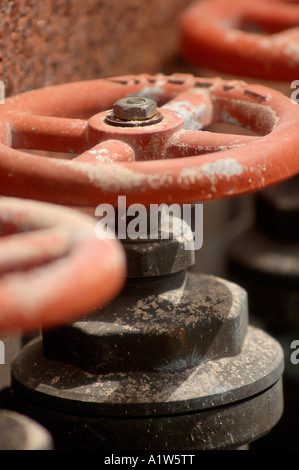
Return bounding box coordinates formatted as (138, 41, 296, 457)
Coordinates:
(94, 196, 203, 250)
(0, 340, 4, 365)
(290, 340, 299, 365)
(0, 81, 4, 104)
(290, 80, 299, 104)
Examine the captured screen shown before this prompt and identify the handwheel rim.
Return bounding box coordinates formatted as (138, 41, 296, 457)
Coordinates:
(1, 74, 299, 206)
(0, 197, 126, 334)
(180, 0, 299, 81)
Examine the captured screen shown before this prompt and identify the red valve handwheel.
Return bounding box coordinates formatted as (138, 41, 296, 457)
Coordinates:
(1, 73, 299, 206)
(181, 0, 299, 81)
(0, 197, 126, 334)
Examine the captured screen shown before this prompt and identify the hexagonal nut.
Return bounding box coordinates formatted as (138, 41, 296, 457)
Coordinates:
(113, 96, 157, 121)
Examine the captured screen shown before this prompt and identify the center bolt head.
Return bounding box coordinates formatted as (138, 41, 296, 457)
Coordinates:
(113, 96, 158, 121)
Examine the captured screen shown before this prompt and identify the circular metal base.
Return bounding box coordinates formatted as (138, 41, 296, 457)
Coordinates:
(3, 376, 283, 450)
(11, 325, 283, 417)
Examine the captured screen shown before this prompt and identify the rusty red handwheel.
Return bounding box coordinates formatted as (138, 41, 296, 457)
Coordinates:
(2, 73, 299, 206)
(0, 197, 126, 334)
(181, 0, 299, 81)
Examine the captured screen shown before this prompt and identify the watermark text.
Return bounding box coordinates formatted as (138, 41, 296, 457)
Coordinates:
(95, 196, 203, 250)
(291, 80, 299, 104)
(0, 340, 5, 364)
(0, 81, 4, 104)
(290, 340, 299, 365)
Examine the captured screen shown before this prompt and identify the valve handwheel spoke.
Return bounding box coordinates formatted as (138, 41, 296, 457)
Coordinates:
(0, 197, 126, 334)
(161, 87, 260, 155)
(167, 129, 260, 159)
(161, 88, 214, 130)
(1, 74, 299, 206)
(74, 140, 135, 164)
(10, 113, 89, 154)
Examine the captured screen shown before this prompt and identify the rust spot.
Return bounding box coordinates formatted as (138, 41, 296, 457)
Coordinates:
(168, 78, 185, 85)
(223, 85, 235, 91)
(107, 79, 129, 85)
(244, 90, 267, 102)
(195, 81, 213, 88)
